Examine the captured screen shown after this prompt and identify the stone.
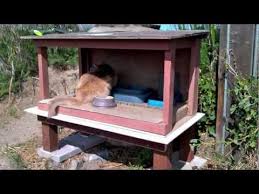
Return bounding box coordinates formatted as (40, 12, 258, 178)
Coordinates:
(189, 156, 207, 169)
(68, 159, 83, 170)
(81, 161, 100, 170)
(88, 154, 106, 162)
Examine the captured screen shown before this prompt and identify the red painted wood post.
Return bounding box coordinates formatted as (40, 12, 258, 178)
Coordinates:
(187, 39, 201, 115)
(153, 143, 173, 170)
(37, 47, 49, 99)
(163, 49, 176, 134)
(179, 126, 195, 162)
(78, 48, 91, 76)
(42, 122, 58, 152)
(37, 47, 58, 152)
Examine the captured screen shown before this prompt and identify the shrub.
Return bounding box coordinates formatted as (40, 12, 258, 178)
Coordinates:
(227, 75, 258, 153)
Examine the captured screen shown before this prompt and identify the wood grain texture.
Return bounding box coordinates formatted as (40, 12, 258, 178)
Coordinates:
(42, 122, 58, 152)
(21, 31, 209, 40)
(37, 47, 49, 99)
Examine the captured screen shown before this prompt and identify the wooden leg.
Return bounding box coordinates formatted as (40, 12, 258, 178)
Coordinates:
(37, 47, 49, 100)
(42, 122, 58, 152)
(153, 143, 173, 170)
(187, 39, 200, 115)
(179, 126, 196, 162)
(163, 49, 176, 133)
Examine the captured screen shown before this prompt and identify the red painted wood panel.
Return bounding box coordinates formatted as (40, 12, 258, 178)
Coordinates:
(35, 39, 170, 50)
(78, 48, 91, 76)
(187, 39, 200, 115)
(153, 143, 173, 169)
(179, 125, 195, 162)
(38, 103, 167, 135)
(38, 116, 167, 152)
(37, 47, 49, 99)
(163, 49, 176, 133)
(90, 49, 164, 96)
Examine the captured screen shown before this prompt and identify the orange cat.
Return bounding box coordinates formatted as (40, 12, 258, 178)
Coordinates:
(47, 63, 117, 117)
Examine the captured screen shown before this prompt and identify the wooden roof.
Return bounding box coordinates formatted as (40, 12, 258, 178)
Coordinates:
(21, 30, 208, 40)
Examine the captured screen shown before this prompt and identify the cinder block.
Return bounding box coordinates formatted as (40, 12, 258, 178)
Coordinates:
(37, 145, 82, 163)
(51, 145, 82, 163)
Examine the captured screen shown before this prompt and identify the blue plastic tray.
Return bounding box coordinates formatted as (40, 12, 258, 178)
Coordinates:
(112, 86, 152, 103)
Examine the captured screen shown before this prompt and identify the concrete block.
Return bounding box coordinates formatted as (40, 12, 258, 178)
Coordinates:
(51, 145, 82, 163)
(37, 145, 82, 163)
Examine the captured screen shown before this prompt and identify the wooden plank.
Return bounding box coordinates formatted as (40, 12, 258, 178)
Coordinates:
(37, 47, 49, 99)
(38, 101, 164, 123)
(42, 122, 58, 152)
(25, 106, 205, 145)
(187, 39, 200, 115)
(163, 49, 176, 133)
(178, 125, 195, 162)
(21, 30, 209, 40)
(38, 101, 166, 135)
(34, 39, 171, 50)
(174, 38, 194, 49)
(78, 48, 91, 76)
(38, 116, 167, 152)
(153, 143, 173, 169)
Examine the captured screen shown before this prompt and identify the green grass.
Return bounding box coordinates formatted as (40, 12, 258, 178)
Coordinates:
(1, 146, 26, 169)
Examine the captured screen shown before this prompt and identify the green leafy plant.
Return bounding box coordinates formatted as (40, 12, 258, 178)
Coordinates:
(197, 24, 219, 136)
(134, 149, 152, 168)
(0, 25, 37, 100)
(0, 24, 78, 101)
(226, 75, 258, 152)
(48, 48, 78, 70)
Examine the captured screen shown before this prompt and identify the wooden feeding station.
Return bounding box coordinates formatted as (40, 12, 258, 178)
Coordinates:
(21, 30, 208, 169)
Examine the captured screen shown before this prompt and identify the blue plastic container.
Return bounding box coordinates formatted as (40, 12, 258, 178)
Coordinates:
(112, 86, 152, 103)
(147, 99, 163, 108)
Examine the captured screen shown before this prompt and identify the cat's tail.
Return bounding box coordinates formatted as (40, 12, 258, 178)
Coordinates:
(47, 96, 82, 118)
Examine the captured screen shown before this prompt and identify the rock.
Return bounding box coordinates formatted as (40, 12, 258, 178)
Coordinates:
(83, 153, 107, 163)
(88, 154, 106, 162)
(81, 161, 100, 170)
(68, 159, 83, 170)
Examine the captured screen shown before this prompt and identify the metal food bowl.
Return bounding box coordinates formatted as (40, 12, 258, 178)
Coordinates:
(92, 96, 117, 108)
